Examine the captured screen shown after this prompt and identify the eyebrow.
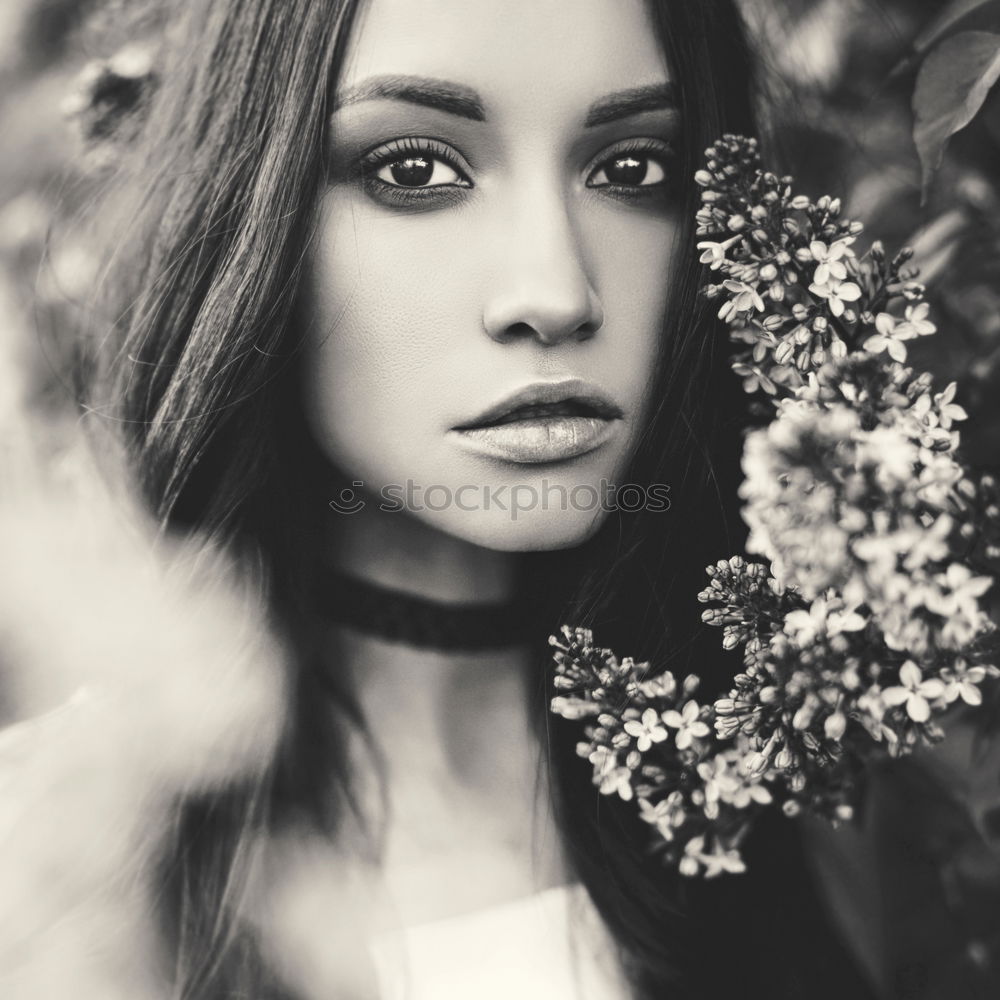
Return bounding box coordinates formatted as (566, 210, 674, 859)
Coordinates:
(330, 75, 677, 126)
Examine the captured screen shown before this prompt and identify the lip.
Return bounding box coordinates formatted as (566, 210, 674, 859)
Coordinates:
(451, 378, 624, 430)
(448, 379, 624, 465)
(449, 415, 620, 464)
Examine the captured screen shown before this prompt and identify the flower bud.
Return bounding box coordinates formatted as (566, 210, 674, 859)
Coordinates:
(789, 195, 810, 210)
(774, 340, 795, 365)
(824, 711, 847, 740)
(694, 169, 714, 187)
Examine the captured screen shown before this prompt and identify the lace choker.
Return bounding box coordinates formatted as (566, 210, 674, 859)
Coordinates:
(317, 567, 541, 651)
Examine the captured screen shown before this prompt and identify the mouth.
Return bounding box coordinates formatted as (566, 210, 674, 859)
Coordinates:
(448, 380, 625, 465)
(451, 381, 624, 431)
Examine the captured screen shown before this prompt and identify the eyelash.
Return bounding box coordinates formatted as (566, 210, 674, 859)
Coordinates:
(357, 136, 675, 208)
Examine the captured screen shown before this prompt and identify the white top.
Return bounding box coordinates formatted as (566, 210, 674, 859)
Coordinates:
(368, 883, 633, 1000)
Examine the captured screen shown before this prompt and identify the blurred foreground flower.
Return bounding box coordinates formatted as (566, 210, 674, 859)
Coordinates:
(0, 330, 288, 998)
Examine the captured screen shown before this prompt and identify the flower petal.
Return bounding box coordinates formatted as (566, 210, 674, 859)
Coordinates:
(906, 695, 931, 723)
(918, 679, 946, 699)
(882, 686, 910, 707)
(959, 683, 983, 705)
(899, 661, 921, 688)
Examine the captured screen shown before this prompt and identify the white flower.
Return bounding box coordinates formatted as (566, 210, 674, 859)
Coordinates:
(934, 382, 967, 429)
(926, 563, 993, 619)
(863, 312, 908, 362)
(623, 707, 668, 752)
(697, 235, 741, 270)
(808, 237, 854, 285)
(783, 601, 827, 646)
(662, 700, 710, 749)
(782, 597, 864, 647)
(679, 835, 706, 877)
(854, 426, 918, 489)
(900, 512, 952, 572)
(809, 276, 863, 317)
(941, 658, 987, 706)
(895, 302, 936, 339)
(696, 837, 747, 878)
(732, 362, 777, 395)
(718, 279, 765, 322)
(882, 661, 945, 722)
(637, 791, 685, 841)
(549, 696, 599, 720)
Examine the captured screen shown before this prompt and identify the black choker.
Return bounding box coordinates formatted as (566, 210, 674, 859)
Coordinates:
(316, 567, 543, 651)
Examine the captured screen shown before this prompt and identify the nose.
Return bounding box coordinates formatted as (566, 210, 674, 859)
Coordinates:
(482, 185, 604, 346)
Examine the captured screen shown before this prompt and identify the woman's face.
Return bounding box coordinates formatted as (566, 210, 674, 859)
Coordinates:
(301, 0, 681, 551)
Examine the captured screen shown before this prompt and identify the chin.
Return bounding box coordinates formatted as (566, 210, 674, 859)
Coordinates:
(417, 506, 609, 553)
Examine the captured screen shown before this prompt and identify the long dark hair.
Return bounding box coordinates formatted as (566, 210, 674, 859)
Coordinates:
(81, 1, 876, 998)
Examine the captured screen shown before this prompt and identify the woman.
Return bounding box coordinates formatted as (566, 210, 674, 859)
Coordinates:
(75, 0, 881, 997)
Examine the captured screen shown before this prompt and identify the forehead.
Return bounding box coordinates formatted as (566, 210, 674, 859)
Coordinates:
(338, 0, 670, 116)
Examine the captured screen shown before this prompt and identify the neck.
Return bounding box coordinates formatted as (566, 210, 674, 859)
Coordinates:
(329, 500, 517, 606)
(320, 497, 568, 922)
(322, 498, 532, 706)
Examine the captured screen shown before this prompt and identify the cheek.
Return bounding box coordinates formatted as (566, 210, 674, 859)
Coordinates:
(299, 190, 481, 479)
(583, 206, 679, 452)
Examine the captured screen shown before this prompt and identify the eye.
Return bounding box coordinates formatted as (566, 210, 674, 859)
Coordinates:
(588, 155, 665, 188)
(374, 155, 467, 189)
(361, 137, 472, 192)
(585, 139, 673, 197)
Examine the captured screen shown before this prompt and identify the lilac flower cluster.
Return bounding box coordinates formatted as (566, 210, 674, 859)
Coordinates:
(550, 135, 1000, 878)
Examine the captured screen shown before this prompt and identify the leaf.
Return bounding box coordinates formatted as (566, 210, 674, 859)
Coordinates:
(913, 30, 1000, 202)
(912, 0, 1000, 56)
(889, 0, 1000, 79)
